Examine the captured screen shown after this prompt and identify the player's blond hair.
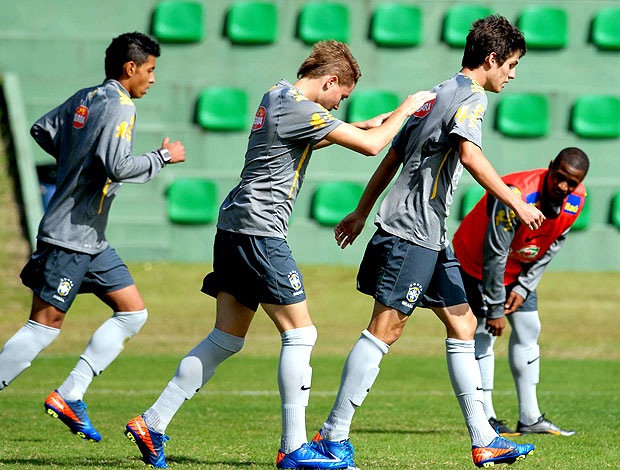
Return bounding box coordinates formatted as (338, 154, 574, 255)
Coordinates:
(297, 40, 361, 87)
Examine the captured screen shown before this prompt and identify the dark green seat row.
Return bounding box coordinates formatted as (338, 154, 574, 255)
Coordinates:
(152, 1, 620, 50)
(167, 179, 620, 231)
(196, 88, 620, 139)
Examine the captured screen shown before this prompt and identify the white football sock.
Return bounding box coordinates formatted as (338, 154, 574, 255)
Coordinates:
(446, 338, 498, 447)
(145, 328, 244, 434)
(0, 320, 59, 389)
(474, 318, 498, 420)
(322, 330, 388, 442)
(278, 325, 317, 454)
(508, 310, 542, 425)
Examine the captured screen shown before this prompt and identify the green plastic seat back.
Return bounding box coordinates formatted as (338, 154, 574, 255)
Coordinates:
(312, 182, 364, 226)
(298, 2, 349, 44)
(572, 95, 620, 138)
(197, 88, 248, 131)
(167, 179, 218, 224)
(612, 191, 620, 229)
(227, 1, 278, 44)
(152, 1, 204, 43)
(443, 4, 494, 47)
(592, 8, 620, 50)
(518, 6, 568, 49)
(496, 94, 549, 138)
(460, 185, 486, 219)
(347, 90, 400, 123)
(371, 4, 422, 47)
(571, 194, 590, 231)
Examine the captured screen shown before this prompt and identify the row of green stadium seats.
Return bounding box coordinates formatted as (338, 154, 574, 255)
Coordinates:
(166, 178, 620, 231)
(152, 1, 620, 50)
(196, 87, 620, 139)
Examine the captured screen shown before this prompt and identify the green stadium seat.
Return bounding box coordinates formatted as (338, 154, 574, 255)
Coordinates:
(443, 4, 494, 47)
(518, 6, 567, 49)
(167, 178, 218, 224)
(460, 185, 486, 219)
(571, 194, 590, 231)
(612, 191, 620, 229)
(152, 1, 204, 43)
(226, 1, 278, 45)
(347, 90, 400, 123)
(571, 95, 620, 138)
(371, 4, 422, 47)
(592, 9, 620, 50)
(496, 94, 549, 138)
(312, 182, 364, 226)
(196, 87, 248, 131)
(298, 2, 349, 44)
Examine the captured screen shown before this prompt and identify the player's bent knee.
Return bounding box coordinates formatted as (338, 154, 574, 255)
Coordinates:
(113, 309, 148, 337)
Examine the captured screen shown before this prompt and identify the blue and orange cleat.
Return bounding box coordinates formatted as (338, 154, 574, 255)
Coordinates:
(44, 390, 101, 442)
(309, 429, 358, 469)
(125, 415, 170, 469)
(472, 435, 534, 468)
(276, 442, 348, 469)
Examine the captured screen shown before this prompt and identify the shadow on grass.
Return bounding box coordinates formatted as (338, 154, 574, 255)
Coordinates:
(357, 427, 449, 435)
(169, 455, 262, 467)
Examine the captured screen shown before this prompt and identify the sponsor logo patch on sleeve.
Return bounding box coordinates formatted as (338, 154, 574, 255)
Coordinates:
(73, 106, 89, 129)
(414, 98, 435, 118)
(564, 194, 581, 214)
(252, 106, 266, 131)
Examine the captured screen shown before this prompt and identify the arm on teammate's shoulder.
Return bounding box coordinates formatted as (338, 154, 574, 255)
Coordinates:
(324, 91, 436, 156)
(458, 138, 544, 230)
(30, 106, 62, 158)
(335, 147, 403, 248)
(516, 229, 569, 294)
(481, 195, 517, 318)
(314, 112, 393, 151)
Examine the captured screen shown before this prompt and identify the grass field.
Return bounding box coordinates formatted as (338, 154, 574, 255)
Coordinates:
(1, 115, 619, 469)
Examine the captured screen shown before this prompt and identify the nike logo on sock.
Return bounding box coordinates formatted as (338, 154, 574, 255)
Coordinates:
(476, 387, 484, 391)
(527, 357, 540, 364)
(301, 385, 311, 391)
(1, 380, 7, 387)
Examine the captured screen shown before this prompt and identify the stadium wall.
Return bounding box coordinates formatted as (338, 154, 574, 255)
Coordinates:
(0, 0, 618, 270)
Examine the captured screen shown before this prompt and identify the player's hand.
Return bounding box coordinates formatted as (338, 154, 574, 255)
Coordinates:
(515, 200, 544, 230)
(399, 91, 437, 117)
(335, 211, 366, 249)
(486, 316, 506, 336)
(161, 137, 186, 164)
(504, 291, 525, 315)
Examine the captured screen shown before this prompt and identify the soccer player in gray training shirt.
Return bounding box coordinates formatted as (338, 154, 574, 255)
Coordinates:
(310, 16, 545, 469)
(125, 40, 435, 469)
(0, 33, 185, 443)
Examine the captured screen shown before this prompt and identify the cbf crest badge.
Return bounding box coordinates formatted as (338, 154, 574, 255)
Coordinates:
(406, 283, 423, 304)
(57, 278, 74, 297)
(288, 271, 302, 291)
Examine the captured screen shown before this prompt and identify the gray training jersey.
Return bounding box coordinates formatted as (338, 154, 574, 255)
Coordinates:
(376, 73, 488, 251)
(31, 79, 165, 254)
(217, 79, 343, 238)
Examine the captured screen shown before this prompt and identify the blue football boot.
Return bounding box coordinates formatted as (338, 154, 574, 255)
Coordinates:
(309, 430, 358, 469)
(44, 390, 101, 442)
(276, 442, 347, 469)
(125, 415, 170, 468)
(472, 435, 534, 468)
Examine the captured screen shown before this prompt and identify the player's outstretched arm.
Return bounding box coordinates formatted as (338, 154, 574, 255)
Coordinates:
(335, 147, 403, 248)
(324, 91, 436, 156)
(313, 112, 392, 150)
(459, 139, 544, 230)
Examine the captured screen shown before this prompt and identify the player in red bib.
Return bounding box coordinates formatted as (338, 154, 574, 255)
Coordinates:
(453, 147, 589, 436)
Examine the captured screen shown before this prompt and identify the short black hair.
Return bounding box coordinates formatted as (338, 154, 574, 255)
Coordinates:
(461, 15, 526, 68)
(553, 147, 590, 173)
(105, 32, 160, 80)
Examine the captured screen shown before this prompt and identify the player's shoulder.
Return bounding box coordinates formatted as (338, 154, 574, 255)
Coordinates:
(97, 80, 135, 111)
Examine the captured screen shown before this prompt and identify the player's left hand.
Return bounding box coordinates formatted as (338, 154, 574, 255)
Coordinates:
(486, 316, 506, 336)
(335, 211, 366, 249)
(504, 291, 525, 315)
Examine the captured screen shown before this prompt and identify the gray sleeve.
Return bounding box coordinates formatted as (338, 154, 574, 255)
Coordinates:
(482, 194, 520, 319)
(96, 95, 164, 183)
(447, 92, 487, 149)
(277, 93, 342, 143)
(30, 105, 63, 158)
(515, 229, 569, 294)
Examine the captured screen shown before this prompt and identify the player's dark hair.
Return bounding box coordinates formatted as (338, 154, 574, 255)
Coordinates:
(553, 147, 590, 173)
(461, 15, 526, 68)
(297, 40, 361, 87)
(105, 32, 160, 80)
